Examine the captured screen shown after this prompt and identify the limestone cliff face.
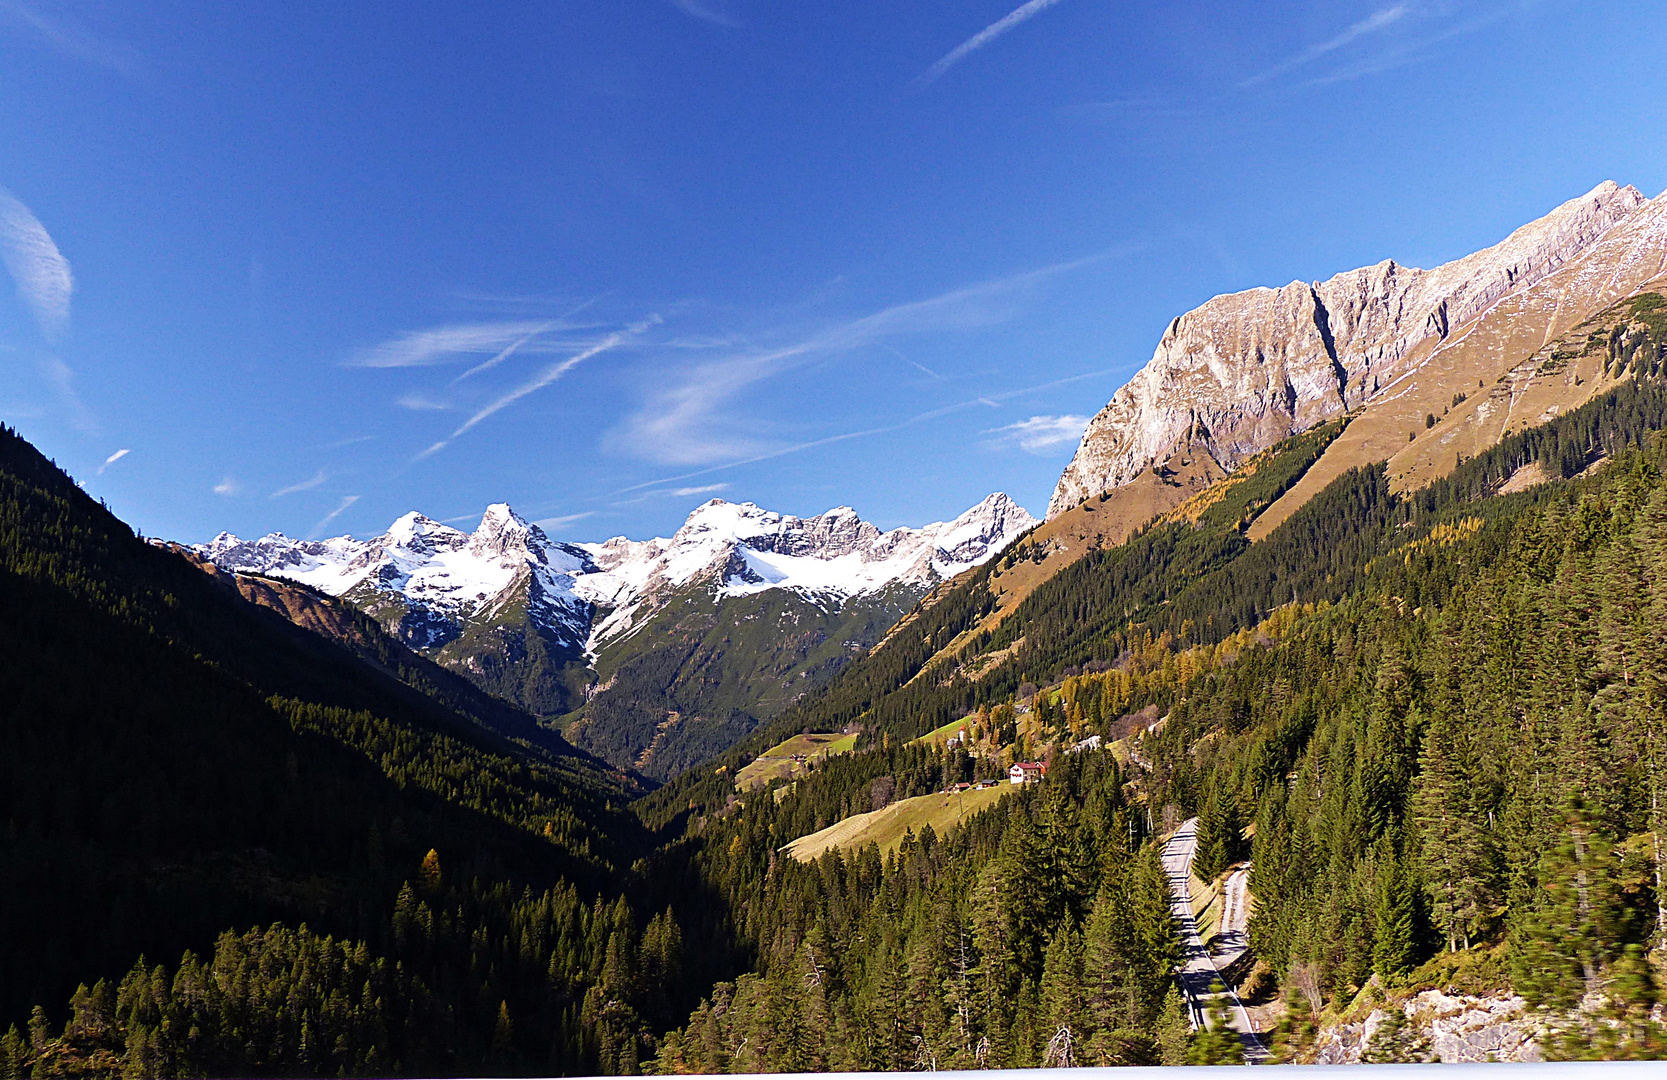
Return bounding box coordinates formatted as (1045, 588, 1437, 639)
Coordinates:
(1048, 181, 1650, 518)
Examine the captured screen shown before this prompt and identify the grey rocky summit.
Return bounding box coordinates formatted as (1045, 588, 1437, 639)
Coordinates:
(1049, 180, 1659, 517)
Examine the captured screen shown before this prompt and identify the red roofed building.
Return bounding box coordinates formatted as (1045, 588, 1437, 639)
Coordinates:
(1009, 761, 1046, 785)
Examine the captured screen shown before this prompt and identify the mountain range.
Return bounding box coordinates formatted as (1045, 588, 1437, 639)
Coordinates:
(196, 493, 1036, 775)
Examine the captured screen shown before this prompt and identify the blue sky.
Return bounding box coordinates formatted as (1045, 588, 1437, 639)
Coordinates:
(2, 1, 1664, 544)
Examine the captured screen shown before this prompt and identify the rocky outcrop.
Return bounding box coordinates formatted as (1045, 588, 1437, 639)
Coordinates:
(1314, 992, 1541, 1064)
(1049, 181, 1652, 518)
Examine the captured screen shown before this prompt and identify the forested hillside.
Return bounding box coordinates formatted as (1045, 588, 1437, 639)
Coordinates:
(0, 425, 705, 1076)
(646, 752, 1184, 1072)
(572, 582, 918, 779)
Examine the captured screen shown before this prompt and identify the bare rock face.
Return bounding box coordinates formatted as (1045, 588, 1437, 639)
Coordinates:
(1048, 181, 1650, 518)
(1312, 991, 1542, 1065)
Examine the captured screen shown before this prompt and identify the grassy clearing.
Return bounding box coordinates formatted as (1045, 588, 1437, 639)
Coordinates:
(733, 731, 853, 790)
(911, 716, 973, 746)
(783, 783, 1010, 862)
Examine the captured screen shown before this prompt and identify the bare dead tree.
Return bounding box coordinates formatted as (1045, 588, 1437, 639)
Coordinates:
(1042, 1025, 1077, 1068)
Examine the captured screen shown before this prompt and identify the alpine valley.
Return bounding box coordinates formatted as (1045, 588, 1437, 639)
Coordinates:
(10, 180, 1667, 1077)
(194, 495, 1037, 777)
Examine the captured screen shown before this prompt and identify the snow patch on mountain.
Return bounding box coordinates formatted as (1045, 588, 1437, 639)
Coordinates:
(197, 504, 596, 650)
(195, 493, 1036, 658)
(573, 494, 1035, 649)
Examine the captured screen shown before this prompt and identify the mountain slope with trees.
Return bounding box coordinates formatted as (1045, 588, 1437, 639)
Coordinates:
(629, 315, 1667, 1068)
(0, 424, 710, 1076)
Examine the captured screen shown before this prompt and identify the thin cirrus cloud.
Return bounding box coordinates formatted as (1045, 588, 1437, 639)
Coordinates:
(616, 368, 1118, 498)
(667, 0, 738, 28)
(213, 477, 240, 496)
(270, 470, 326, 498)
(417, 315, 661, 460)
(396, 391, 451, 411)
(915, 0, 1068, 87)
(1302, 5, 1521, 87)
(349, 320, 596, 369)
(0, 186, 73, 338)
(608, 481, 733, 509)
(453, 320, 555, 383)
(40, 353, 94, 431)
(533, 510, 598, 532)
(981, 414, 1090, 454)
(1240, 5, 1410, 87)
(611, 254, 1111, 467)
(309, 495, 359, 539)
(97, 447, 129, 474)
(0, 1, 139, 73)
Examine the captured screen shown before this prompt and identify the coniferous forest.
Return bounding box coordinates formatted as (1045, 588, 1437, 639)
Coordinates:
(11, 329, 1667, 1071)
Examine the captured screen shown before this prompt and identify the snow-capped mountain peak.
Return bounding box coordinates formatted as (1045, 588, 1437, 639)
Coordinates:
(384, 512, 467, 553)
(469, 503, 544, 561)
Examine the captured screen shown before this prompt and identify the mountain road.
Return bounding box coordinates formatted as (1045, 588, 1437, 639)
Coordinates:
(1161, 817, 1269, 1063)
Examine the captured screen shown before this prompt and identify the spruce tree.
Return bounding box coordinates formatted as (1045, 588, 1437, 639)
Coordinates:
(1411, 704, 1497, 950)
(1372, 844, 1419, 981)
(1154, 985, 1191, 1066)
(1195, 785, 1243, 882)
(490, 1001, 516, 1069)
(1082, 885, 1133, 1034)
(1131, 843, 1181, 1015)
(1513, 796, 1621, 1008)
(1039, 920, 1086, 1053)
(0, 1026, 24, 1080)
(1270, 985, 1315, 1064)
(1188, 980, 1241, 1065)
(1606, 944, 1663, 1058)
(1361, 1006, 1428, 1064)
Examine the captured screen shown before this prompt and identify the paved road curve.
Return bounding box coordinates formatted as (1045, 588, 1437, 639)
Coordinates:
(1160, 817, 1270, 1063)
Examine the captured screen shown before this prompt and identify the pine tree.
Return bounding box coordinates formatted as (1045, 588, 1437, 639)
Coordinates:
(1270, 985, 1316, 1063)
(1372, 844, 1418, 981)
(0, 1026, 25, 1080)
(1039, 920, 1086, 1055)
(1514, 796, 1622, 1008)
(1154, 985, 1191, 1066)
(1188, 981, 1241, 1065)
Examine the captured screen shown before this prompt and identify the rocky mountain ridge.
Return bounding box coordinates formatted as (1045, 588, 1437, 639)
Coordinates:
(197, 494, 1036, 658)
(1050, 180, 1659, 517)
(578, 493, 1037, 649)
